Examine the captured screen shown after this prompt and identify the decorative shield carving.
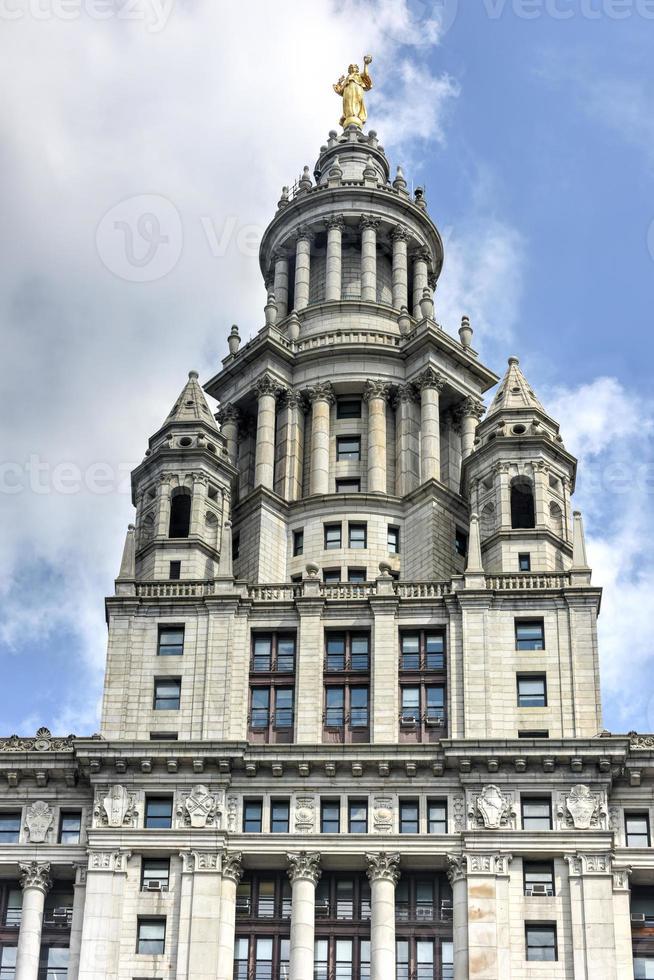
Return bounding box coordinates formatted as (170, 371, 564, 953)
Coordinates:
(372, 797, 393, 833)
(294, 797, 316, 833)
(469, 785, 515, 830)
(25, 801, 54, 843)
(560, 785, 606, 831)
(181, 785, 217, 828)
(99, 785, 135, 827)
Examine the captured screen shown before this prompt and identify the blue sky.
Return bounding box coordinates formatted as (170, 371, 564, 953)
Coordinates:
(0, 0, 652, 734)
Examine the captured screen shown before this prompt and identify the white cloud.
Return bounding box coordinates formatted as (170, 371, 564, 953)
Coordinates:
(0, 0, 457, 732)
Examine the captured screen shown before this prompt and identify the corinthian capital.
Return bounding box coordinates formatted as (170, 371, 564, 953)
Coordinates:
(462, 397, 485, 421)
(392, 224, 410, 243)
(287, 851, 322, 885)
(325, 214, 345, 231)
(254, 373, 280, 400)
(360, 214, 381, 231)
(363, 380, 392, 403)
(19, 861, 52, 894)
(305, 382, 335, 406)
(295, 224, 314, 245)
(221, 851, 244, 883)
(415, 367, 444, 393)
(217, 403, 241, 426)
(446, 853, 467, 885)
(394, 383, 419, 406)
(365, 851, 401, 885)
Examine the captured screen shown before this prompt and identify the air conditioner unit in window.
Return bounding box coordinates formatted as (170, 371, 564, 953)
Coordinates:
(52, 907, 72, 923)
(235, 898, 251, 914)
(400, 714, 418, 726)
(528, 884, 550, 896)
(415, 906, 433, 920)
(145, 879, 164, 892)
(425, 716, 444, 727)
(631, 912, 646, 923)
(315, 900, 330, 916)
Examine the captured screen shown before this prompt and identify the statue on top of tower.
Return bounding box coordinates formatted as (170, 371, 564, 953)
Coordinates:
(333, 55, 373, 129)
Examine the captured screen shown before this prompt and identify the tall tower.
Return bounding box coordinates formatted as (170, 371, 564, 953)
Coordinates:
(0, 63, 649, 980)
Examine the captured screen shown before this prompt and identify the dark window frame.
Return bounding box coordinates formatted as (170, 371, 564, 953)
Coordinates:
(521, 796, 552, 831)
(348, 799, 368, 834)
(336, 435, 361, 462)
(517, 673, 547, 708)
(525, 922, 557, 962)
(348, 523, 367, 549)
(0, 814, 21, 845)
(518, 553, 531, 572)
(141, 857, 171, 891)
(153, 676, 181, 710)
(320, 800, 341, 834)
(136, 916, 166, 955)
(337, 398, 362, 420)
(58, 811, 82, 845)
(626, 811, 651, 848)
(243, 799, 263, 834)
(336, 478, 361, 494)
(157, 624, 184, 656)
(270, 799, 290, 834)
(168, 560, 181, 580)
(427, 800, 448, 835)
(292, 529, 304, 557)
(324, 523, 343, 550)
(144, 796, 173, 830)
(515, 619, 545, 651)
(523, 861, 555, 897)
(387, 525, 400, 554)
(399, 799, 420, 834)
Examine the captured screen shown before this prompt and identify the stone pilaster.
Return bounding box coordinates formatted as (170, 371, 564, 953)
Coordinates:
(392, 225, 409, 310)
(394, 383, 420, 496)
(306, 382, 335, 496)
(178, 850, 223, 980)
(279, 389, 306, 501)
(190, 472, 208, 536)
(325, 215, 344, 302)
(366, 852, 400, 980)
(412, 246, 430, 319)
(15, 862, 51, 980)
(216, 852, 243, 980)
(461, 397, 485, 460)
(156, 473, 172, 537)
(287, 852, 321, 980)
(447, 854, 469, 980)
(360, 214, 380, 302)
(564, 852, 622, 980)
(533, 459, 550, 526)
(67, 863, 87, 980)
(217, 404, 240, 465)
(416, 367, 444, 484)
(364, 380, 390, 494)
(294, 227, 312, 310)
(78, 850, 131, 980)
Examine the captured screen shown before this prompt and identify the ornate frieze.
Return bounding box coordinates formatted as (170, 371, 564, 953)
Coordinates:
(87, 850, 131, 874)
(629, 733, 654, 749)
(556, 785, 607, 831)
(294, 797, 316, 833)
(467, 785, 516, 830)
(565, 852, 613, 877)
(372, 797, 394, 833)
(287, 851, 321, 885)
(466, 852, 512, 877)
(365, 851, 401, 885)
(180, 850, 221, 874)
(0, 727, 76, 753)
(93, 785, 138, 828)
(25, 801, 54, 843)
(177, 785, 220, 829)
(19, 861, 52, 894)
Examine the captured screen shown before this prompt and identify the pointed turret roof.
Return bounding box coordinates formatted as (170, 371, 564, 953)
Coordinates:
(164, 370, 218, 429)
(487, 356, 545, 418)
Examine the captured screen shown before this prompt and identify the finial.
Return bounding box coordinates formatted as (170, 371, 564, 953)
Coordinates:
(459, 315, 473, 348)
(508, 355, 520, 366)
(277, 186, 290, 210)
(414, 187, 427, 211)
(228, 324, 241, 356)
(299, 166, 312, 192)
(420, 286, 434, 321)
(287, 310, 301, 343)
(363, 155, 377, 181)
(333, 55, 373, 130)
(393, 165, 407, 192)
(398, 306, 411, 337)
(188, 370, 199, 380)
(264, 292, 278, 327)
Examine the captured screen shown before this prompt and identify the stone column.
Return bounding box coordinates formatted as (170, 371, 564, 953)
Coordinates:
(392, 226, 409, 310)
(461, 397, 485, 460)
(15, 862, 51, 980)
(361, 215, 380, 303)
(533, 460, 550, 526)
(67, 864, 87, 980)
(366, 852, 400, 980)
(273, 250, 290, 319)
(496, 462, 511, 529)
(217, 404, 240, 465)
(416, 368, 444, 484)
(294, 227, 312, 311)
(412, 247, 430, 319)
(394, 384, 419, 496)
(190, 473, 208, 536)
(287, 852, 321, 980)
(216, 852, 243, 980)
(307, 382, 335, 496)
(447, 855, 469, 980)
(156, 474, 172, 537)
(364, 381, 389, 494)
(325, 215, 344, 302)
(254, 374, 278, 490)
(78, 850, 130, 980)
(280, 390, 305, 501)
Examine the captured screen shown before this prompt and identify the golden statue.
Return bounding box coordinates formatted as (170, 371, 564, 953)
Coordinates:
(333, 55, 373, 129)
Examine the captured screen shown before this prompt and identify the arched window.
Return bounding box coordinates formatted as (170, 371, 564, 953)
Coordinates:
(168, 488, 191, 538)
(511, 477, 535, 529)
(481, 502, 496, 535)
(549, 500, 564, 537)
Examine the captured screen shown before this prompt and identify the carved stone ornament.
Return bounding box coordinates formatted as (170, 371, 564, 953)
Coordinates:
(468, 785, 516, 830)
(178, 785, 219, 829)
(226, 796, 238, 833)
(466, 852, 512, 877)
(305, 381, 336, 406)
(87, 850, 131, 874)
(451, 795, 465, 833)
(372, 797, 394, 833)
(287, 851, 322, 885)
(19, 861, 52, 894)
(629, 733, 654, 749)
(180, 850, 220, 874)
(365, 851, 401, 885)
(612, 866, 632, 892)
(25, 801, 54, 843)
(294, 797, 316, 833)
(254, 373, 280, 399)
(222, 851, 244, 883)
(0, 727, 76, 753)
(565, 852, 612, 877)
(557, 785, 607, 831)
(414, 367, 444, 393)
(363, 380, 392, 403)
(94, 785, 137, 828)
(446, 853, 467, 885)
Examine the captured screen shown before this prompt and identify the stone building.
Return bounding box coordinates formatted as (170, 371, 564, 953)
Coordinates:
(1, 108, 654, 980)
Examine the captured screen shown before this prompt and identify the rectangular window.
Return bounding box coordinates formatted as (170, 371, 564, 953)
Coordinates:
(250, 688, 270, 729)
(4, 888, 22, 926)
(142, 858, 170, 891)
(521, 797, 552, 831)
(336, 478, 361, 493)
(348, 799, 368, 834)
(270, 799, 290, 833)
(0, 948, 17, 976)
(153, 677, 180, 710)
(350, 687, 369, 728)
(324, 524, 342, 549)
(347, 567, 366, 583)
(232, 532, 240, 561)
(149, 731, 178, 740)
(337, 398, 362, 419)
(157, 625, 184, 656)
(144, 796, 173, 829)
(169, 560, 181, 580)
(518, 730, 549, 739)
(400, 630, 445, 670)
(251, 633, 296, 672)
(523, 861, 554, 897)
(325, 687, 345, 728)
(337, 436, 361, 461)
(323, 569, 341, 585)
(399, 800, 419, 834)
(401, 686, 420, 724)
(243, 800, 263, 833)
(58, 811, 81, 844)
(326, 632, 369, 671)
(525, 923, 557, 962)
(427, 800, 447, 834)
(0, 814, 20, 844)
(137, 917, 166, 955)
(455, 527, 468, 557)
(387, 525, 400, 554)
(321, 800, 340, 834)
(634, 957, 654, 979)
(517, 674, 547, 708)
(348, 523, 367, 549)
(515, 619, 545, 650)
(426, 686, 445, 723)
(626, 812, 651, 848)
(292, 529, 304, 556)
(234, 937, 249, 978)
(519, 553, 531, 572)
(274, 688, 294, 729)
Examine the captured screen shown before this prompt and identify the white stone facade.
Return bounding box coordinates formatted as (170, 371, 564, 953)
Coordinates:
(1, 121, 653, 980)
